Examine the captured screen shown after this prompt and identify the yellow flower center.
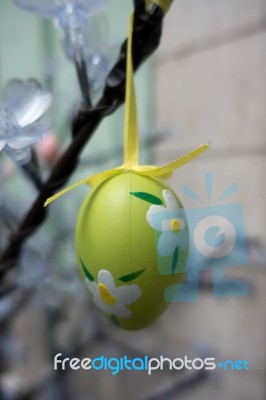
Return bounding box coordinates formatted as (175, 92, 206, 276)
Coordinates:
(98, 283, 116, 305)
(171, 218, 181, 231)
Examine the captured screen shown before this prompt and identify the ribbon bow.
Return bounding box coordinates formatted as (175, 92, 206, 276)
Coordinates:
(44, 13, 209, 207)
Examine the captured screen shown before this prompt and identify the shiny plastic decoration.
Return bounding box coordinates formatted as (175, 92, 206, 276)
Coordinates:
(76, 172, 189, 329)
(14, 0, 108, 60)
(45, 14, 209, 330)
(0, 80, 52, 165)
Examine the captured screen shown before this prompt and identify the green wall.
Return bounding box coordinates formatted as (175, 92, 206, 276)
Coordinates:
(0, 0, 152, 165)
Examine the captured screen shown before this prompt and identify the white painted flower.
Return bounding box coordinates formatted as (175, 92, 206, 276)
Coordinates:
(85, 269, 141, 319)
(146, 189, 188, 257)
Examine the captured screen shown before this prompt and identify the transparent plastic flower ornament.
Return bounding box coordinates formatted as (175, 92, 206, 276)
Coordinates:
(0, 80, 52, 165)
(84, 12, 114, 94)
(13, 0, 109, 60)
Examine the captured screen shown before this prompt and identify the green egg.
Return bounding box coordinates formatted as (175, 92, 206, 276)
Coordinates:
(75, 172, 189, 330)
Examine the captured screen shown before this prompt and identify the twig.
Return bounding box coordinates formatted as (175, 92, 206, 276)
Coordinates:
(21, 161, 43, 191)
(74, 51, 92, 108)
(0, 6, 165, 278)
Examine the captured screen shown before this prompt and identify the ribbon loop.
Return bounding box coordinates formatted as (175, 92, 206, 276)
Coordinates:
(44, 11, 209, 208)
(124, 14, 139, 167)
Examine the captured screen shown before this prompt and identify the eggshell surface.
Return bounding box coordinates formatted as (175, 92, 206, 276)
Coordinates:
(75, 172, 189, 330)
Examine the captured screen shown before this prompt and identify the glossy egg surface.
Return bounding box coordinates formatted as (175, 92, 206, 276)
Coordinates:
(75, 172, 188, 330)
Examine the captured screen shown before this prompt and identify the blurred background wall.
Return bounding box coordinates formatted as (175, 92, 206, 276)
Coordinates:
(151, 1, 266, 399)
(0, 1, 265, 400)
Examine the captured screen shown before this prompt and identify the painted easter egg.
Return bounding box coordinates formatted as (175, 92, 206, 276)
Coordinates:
(75, 172, 189, 330)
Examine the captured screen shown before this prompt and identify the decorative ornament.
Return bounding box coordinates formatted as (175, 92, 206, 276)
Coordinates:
(13, 0, 108, 60)
(45, 14, 209, 330)
(0, 80, 52, 165)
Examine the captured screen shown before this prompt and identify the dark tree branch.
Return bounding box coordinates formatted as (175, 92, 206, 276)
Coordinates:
(74, 52, 92, 108)
(133, 0, 146, 15)
(0, 6, 165, 278)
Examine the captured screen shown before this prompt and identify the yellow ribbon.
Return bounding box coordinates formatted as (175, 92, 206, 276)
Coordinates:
(44, 14, 209, 207)
(145, 0, 172, 14)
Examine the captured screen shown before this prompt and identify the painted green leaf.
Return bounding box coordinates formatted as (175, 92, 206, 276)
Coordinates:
(171, 247, 179, 276)
(119, 268, 145, 282)
(111, 314, 120, 327)
(130, 191, 163, 205)
(80, 258, 94, 282)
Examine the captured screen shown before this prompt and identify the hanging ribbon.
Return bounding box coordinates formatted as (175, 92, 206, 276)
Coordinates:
(145, 0, 173, 15)
(44, 14, 209, 207)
